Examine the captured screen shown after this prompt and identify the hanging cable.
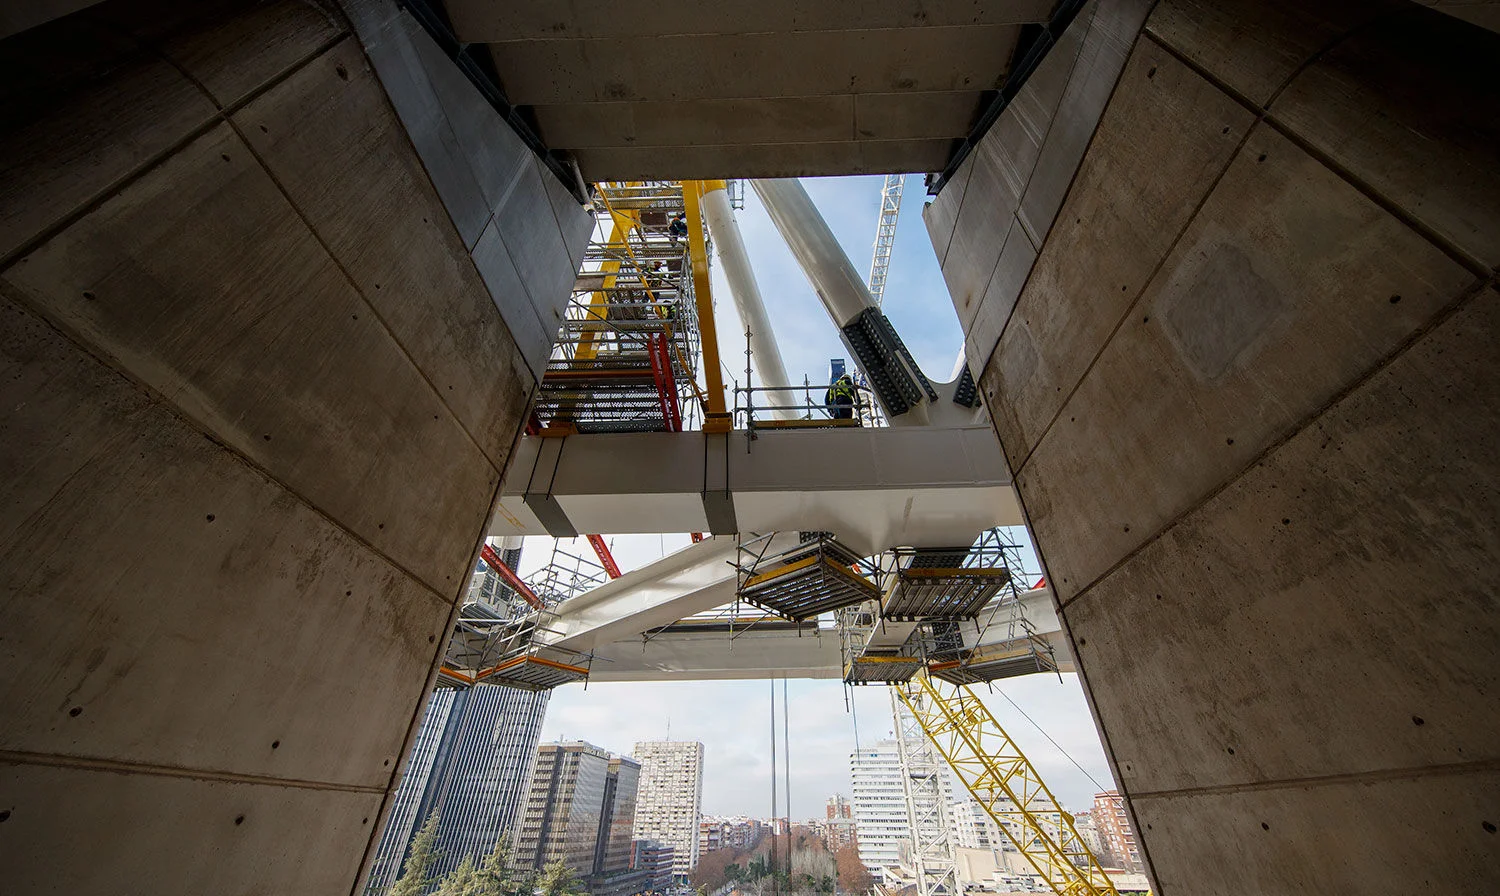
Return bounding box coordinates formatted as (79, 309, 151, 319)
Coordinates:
(782, 677, 792, 880)
(769, 678, 779, 896)
(992, 687, 1109, 794)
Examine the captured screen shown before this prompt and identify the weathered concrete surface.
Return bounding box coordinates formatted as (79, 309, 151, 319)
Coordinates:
(445, 0, 1054, 179)
(934, 0, 1500, 891)
(924, 0, 1157, 374)
(0, 1, 584, 893)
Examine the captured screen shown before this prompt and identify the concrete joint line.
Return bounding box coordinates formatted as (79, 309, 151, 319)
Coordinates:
(0, 285, 455, 610)
(0, 27, 352, 270)
(977, 5, 1157, 430)
(0, 748, 386, 795)
(1130, 756, 1500, 801)
(1, 33, 469, 602)
(211, 83, 506, 485)
(1009, 62, 1258, 478)
(1058, 271, 1497, 613)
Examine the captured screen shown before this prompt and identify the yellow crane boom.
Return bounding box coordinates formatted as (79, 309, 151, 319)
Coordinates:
(895, 673, 1122, 896)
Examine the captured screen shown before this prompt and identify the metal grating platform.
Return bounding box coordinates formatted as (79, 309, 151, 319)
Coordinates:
(844, 652, 925, 685)
(738, 536, 878, 622)
(928, 643, 1058, 686)
(882, 566, 1011, 621)
(478, 653, 590, 691)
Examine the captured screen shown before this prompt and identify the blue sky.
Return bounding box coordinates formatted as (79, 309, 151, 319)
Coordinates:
(524, 177, 1115, 819)
(705, 176, 965, 392)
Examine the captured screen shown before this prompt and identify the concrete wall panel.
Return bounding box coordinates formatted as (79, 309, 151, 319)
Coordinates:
(347, 7, 493, 248)
(3, 123, 498, 595)
(0, 761, 384, 895)
(951, 1, 1500, 889)
(1066, 287, 1500, 794)
(235, 38, 535, 467)
(1143, 0, 1405, 106)
(572, 140, 954, 182)
(984, 42, 1253, 470)
(1269, 8, 1500, 268)
(1133, 769, 1500, 896)
(0, 294, 447, 785)
(0, 50, 216, 260)
(343, 0, 594, 377)
(157, 0, 343, 108)
(536, 96, 857, 148)
(1019, 123, 1474, 595)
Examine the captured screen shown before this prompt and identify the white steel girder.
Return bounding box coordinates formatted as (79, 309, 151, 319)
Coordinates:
(490, 426, 1017, 556)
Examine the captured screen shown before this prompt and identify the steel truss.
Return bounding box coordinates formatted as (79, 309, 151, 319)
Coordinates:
(891, 688, 962, 896)
(896, 674, 1120, 896)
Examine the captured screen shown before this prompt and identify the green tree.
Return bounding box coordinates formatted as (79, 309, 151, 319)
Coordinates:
(437, 854, 483, 896)
(480, 834, 534, 896)
(537, 858, 586, 896)
(392, 811, 443, 896)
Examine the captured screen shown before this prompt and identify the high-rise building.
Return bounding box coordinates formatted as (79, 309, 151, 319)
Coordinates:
(947, 798, 1010, 851)
(632, 740, 705, 877)
(365, 685, 551, 894)
(366, 690, 459, 893)
(517, 742, 641, 879)
(1093, 791, 1143, 873)
(849, 740, 910, 871)
(827, 794, 853, 820)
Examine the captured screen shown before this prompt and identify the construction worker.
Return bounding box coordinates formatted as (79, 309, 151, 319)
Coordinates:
(667, 213, 688, 244)
(825, 374, 856, 420)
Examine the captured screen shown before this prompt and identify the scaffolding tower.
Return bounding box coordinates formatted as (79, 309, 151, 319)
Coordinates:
(534, 182, 704, 434)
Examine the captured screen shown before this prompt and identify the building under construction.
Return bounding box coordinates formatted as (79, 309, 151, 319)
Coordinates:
(2, 2, 1497, 896)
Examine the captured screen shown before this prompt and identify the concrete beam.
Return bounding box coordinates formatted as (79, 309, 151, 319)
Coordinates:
(491, 426, 1021, 554)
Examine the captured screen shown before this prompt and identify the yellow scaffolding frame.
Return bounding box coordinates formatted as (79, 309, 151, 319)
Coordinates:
(682, 179, 731, 432)
(896, 673, 1122, 896)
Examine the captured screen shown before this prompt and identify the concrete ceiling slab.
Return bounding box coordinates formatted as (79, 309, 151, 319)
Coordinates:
(438, 0, 1048, 178)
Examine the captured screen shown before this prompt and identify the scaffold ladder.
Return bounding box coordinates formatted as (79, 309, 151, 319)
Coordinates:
(895, 674, 1121, 896)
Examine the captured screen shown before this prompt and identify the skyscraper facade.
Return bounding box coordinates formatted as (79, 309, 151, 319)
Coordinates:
(366, 690, 459, 893)
(517, 742, 646, 896)
(631, 740, 705, 877)
(365, 685, 551, 893)
(849, 740, 910, 871)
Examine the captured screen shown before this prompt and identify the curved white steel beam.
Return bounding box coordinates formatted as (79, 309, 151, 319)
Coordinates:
(701, 183, 798, 419)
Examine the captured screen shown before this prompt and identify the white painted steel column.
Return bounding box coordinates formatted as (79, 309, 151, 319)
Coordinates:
(701, 184, 798, 419)
(750, 178, 873, 327)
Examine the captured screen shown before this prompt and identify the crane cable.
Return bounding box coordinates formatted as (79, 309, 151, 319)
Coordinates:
(991, 686, 1110, 794)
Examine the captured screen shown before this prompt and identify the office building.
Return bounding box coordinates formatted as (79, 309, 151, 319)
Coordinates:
(365, 690, 459, 893)
(631, 839, 676, 893)
(365, 685, 551, 893)
(518, 743, 640, 876)
(632, 741, 705, 877)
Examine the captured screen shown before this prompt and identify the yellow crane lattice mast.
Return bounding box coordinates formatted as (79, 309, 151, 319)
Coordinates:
(895, 673, 1121, 896)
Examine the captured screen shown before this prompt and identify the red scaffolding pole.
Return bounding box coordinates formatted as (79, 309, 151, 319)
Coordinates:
(587, 534, 622, 579)
(478, 543, 544, 610)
